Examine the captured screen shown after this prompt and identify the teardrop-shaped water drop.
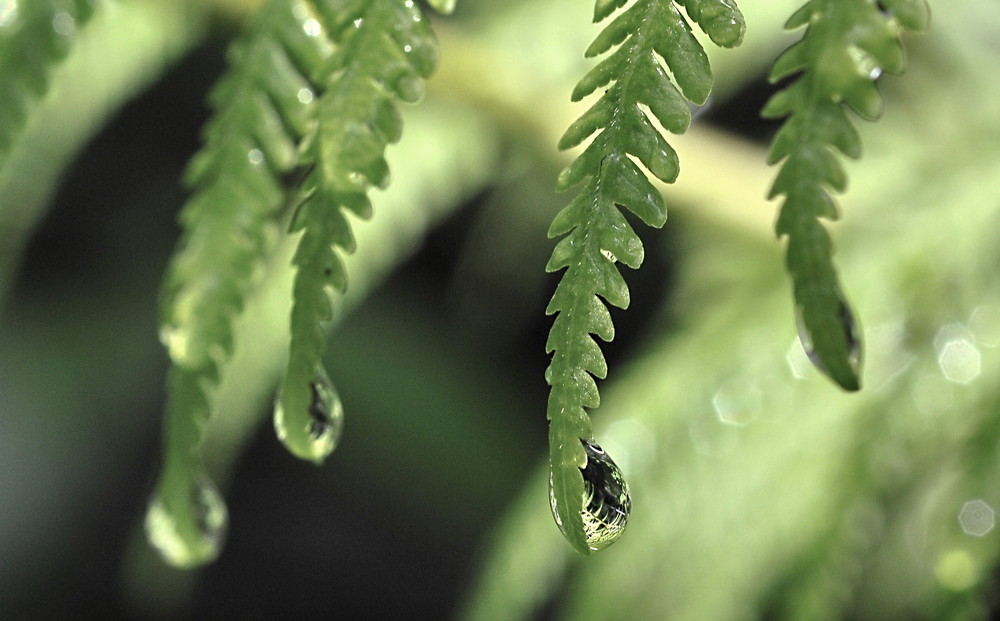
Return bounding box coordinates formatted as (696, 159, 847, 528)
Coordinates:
(145, 475, 228, 568)
(274, 365, 344, 463)
(549, 438, 631, 552)
(795, 297, 862, 390)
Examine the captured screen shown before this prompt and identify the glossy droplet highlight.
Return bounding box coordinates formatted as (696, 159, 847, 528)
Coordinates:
(145, 475, 228, 568)
(549, 438, 631, 551)
(795, 298, 861, 390)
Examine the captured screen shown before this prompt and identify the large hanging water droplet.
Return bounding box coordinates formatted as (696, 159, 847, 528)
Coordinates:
(549, 438, 631, 552)
(795, 297, 862, 390)
(274, 365, 344, 463)
(145, 475, 228, 568)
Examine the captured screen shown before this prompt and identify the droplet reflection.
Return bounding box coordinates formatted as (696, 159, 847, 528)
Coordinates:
(549, 439, 631, 552)
(274, 365, 344, 463)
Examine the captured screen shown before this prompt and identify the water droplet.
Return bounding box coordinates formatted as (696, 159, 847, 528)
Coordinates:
(247, 148, 264, 165)
(145, 475, 228, 568)
(274, 366, 344, 462)
(958, 499, 995, 537)
(550, 439, 631, 551)
(794, 298, 861, 389)
(0, 1, 19, 29)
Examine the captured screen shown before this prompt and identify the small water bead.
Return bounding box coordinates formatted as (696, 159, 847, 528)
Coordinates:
(550, 438, 631, 552)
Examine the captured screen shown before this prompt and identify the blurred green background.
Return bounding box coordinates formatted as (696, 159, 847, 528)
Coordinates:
(3, 0, 1000, 618)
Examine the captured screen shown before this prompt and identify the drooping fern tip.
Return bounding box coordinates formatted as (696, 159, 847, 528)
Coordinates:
(763, 0, 929, 391)
(545, 0, 744, 554)
(148, 0, 440, 567)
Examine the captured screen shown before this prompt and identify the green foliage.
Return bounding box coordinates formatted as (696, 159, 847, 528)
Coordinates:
(16, 3, 1000, 619)
(0, 0, 96, 169)
(150, 0, 324, 567)
(149, 0, 438, 565)
(276, 0, 438, 463)
(545, 0, 743, 554)
(762, 0, 929, 391)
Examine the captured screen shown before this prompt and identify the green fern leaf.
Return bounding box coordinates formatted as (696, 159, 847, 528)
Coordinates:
(150, 0, 437, 565)
(675, 0, 745, 48)
(763, 0, 928, 391)
(0, 0, 96, 170)
(274, 0, 437, 463)
(149, 0, 341, 567)
(546, 0, 743, 554)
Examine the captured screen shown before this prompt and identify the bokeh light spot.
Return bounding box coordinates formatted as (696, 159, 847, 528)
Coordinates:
(935, 325, 981, 384)
(958, 499, 995, 536)
(935, 549, 978, 591)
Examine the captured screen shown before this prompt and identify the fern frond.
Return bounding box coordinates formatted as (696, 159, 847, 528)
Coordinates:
(763, 0, 928, 391)
(545, 0, 743, 554)
(274, 0, 437, 463)
(150, 0, 437, 565)
(0, 0, 96, 170)
(149, 0, 339, 567)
